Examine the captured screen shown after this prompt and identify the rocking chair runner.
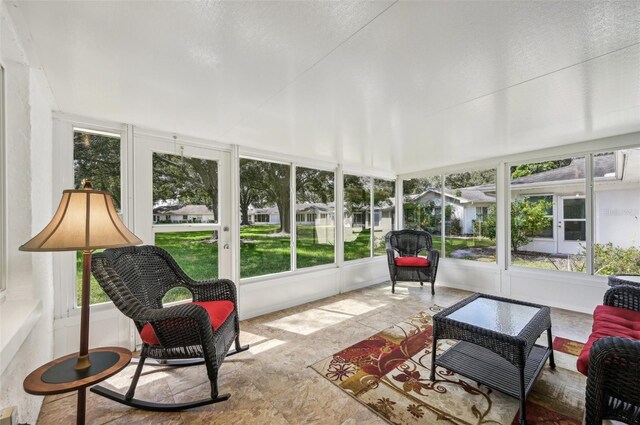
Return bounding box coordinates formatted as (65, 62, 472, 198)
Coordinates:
(90, 245, 248, 411)
(385, 230, 440, 294)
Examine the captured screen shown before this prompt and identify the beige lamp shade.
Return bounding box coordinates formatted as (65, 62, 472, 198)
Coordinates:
(20, 184, 142, 252)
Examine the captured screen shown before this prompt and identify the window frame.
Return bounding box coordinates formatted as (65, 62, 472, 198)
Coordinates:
(342, 173, 373, 262)
(294, 165, 337, 270)
(53, 116, 130, 317)
(239, 155, 340, 283)
(0, 65, 5, 297)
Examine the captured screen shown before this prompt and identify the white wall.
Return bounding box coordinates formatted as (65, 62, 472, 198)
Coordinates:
(435, 259, 606, 314)
(595, 186, 640, 248)
(0, 4, 54, 423)
(239, 258, 388, 320)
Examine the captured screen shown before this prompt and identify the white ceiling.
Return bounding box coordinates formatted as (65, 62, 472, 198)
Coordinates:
(13, 1, 640, 174)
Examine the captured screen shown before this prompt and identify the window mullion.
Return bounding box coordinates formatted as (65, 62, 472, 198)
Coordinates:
(370, 176, 374, 258)
(585, 153, 594, 275)
(291, 163, 297, 271)
(440, 174, 445, 256)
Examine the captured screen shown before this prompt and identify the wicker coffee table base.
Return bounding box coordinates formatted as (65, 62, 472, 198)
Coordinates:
(429, 294, 555, 425)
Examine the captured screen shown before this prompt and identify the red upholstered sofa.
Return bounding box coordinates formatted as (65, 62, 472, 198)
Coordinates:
(578, 285, 640, 425)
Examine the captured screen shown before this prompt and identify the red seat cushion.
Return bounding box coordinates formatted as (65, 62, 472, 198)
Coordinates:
(576, 305, 640, 375)
(394, 256, 430, 267)
(140, 300, 235, 346)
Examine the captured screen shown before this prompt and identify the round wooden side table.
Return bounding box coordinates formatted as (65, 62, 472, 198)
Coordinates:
(24, 347, 132, 425)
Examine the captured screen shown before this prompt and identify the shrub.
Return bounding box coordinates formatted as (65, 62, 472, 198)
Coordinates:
(481, 199, 552, 252)
(593, 243, 640, 275)
(450, 217, 462, 236)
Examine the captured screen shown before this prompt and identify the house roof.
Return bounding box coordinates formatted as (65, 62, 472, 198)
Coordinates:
(251, 203, 336, 215)
(406, 187, 496, 204)
(510, 155, 615, 186)
(153, 205, 213, 215)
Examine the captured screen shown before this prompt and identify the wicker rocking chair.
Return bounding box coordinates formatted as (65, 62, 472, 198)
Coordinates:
(90, 245, 248, 411)
(385, 230, 440, 294)
(584, 285, 640, 424)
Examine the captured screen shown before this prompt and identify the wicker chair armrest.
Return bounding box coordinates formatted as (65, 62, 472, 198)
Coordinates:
(603, 285, 640, 312)
(428, 249, 440, 266)
(586, 337, 640, 407)
(140, 303, 210, 326)
(183, 278, 238, 304)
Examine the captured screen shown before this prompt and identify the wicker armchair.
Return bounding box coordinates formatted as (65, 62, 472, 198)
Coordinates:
(385, 230, 440, 294)
(90, 245, 248, 411)
(584, 285, 640, 425)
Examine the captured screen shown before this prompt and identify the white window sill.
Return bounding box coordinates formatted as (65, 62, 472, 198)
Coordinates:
(0, 294, 42, 375)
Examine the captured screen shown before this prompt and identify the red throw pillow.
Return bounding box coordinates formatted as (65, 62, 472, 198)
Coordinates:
(394, 256, 430, 267)
(140, 300, 235, 346)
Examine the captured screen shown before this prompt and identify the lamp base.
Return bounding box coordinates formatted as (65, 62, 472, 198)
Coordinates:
(42, 351, 120, 384)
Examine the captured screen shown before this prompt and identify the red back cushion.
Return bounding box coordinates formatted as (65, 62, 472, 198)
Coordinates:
(140, 300, 235, 346)
(576, 305, 640, 376)
(394, 256, 430, 267)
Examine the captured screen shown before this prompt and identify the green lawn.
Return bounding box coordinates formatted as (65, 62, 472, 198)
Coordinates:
(77, 227, 515, 306)
(79, 225, 349, 305)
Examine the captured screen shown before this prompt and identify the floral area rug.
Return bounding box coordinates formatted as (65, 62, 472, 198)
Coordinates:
(311, 307, 587, 425)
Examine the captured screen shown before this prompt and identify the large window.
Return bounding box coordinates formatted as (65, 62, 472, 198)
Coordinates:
(344, 175, 371, 261)
(444, 169, 497, 262)
(296, 167, 335, 268)
(373, 179, 395, 256)
(509, 156, 586, 272)
(593, 149, 640, 275)
(152, 153, 220, 303)
(239, 158, 291, 278)
(73, 129, 121, 305)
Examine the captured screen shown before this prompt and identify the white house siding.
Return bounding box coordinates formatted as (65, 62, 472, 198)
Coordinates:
(595, 185, 640, 248)
(514, 180, 640, 254)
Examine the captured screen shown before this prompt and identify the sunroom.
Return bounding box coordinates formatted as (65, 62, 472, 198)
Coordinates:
(1, 1, 639, 424)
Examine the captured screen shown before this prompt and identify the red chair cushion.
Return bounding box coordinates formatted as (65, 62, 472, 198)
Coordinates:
(140, 300, 235, 346)
(394, 256, 430, 267)
(576, 305, 640, 375)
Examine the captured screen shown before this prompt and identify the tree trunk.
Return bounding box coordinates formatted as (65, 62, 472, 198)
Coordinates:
(276, 186, 290, 233)
(241, 207, 251, 226)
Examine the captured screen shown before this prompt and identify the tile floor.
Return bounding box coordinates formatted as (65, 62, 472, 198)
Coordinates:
(36, 282, 593, 424)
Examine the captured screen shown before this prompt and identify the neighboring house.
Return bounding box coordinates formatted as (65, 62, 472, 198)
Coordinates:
(247, 202, 337, 226)
(405, 187, 496, 235)
(404, 149, 640, 256)
(246, 201, 395, 245)
(508, 150, 640, 255)
(153, 204, 216, 223)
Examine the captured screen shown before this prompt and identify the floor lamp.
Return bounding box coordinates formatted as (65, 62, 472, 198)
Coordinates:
(21, 180, 142, 425)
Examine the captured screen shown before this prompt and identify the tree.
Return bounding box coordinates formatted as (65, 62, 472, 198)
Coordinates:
(240, 159, 291, 233)
(403, 177, 441, 195)
(510, 160, 571, 179)
(74, 132, 121, 208)
(445, 170, 496, 189)
(482, 199, 552, 252)
(344, 175, 370, 229)
(153, 154, 218, 219)
(296, 168, 334, 204)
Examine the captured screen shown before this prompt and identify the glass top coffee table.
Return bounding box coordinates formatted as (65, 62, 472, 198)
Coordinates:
(430, 293, 555, 425)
